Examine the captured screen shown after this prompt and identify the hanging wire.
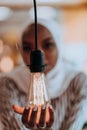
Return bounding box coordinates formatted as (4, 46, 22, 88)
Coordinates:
(33, 0, 38, 50)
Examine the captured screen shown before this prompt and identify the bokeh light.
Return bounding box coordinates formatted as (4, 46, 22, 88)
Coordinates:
(0, 56, 14, 73)
(0, 40, 4, 54)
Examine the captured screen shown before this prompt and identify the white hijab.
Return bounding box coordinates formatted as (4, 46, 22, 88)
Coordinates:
(21, 18, 79, 99)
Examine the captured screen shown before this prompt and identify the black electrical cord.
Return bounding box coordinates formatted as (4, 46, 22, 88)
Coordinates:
(29, 0, 45, 72)
(33, 0, 38, 50)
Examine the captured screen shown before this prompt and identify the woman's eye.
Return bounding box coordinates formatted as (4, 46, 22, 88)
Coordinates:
(43, 42, 54, 50)
(22, 41, 32, 52)
(22, 46, 31, 52)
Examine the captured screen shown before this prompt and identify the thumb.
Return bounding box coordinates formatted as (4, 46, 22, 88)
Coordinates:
(13, 105, 24, 115)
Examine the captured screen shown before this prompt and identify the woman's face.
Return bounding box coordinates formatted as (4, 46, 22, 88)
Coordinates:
(22, 24, 58, 74)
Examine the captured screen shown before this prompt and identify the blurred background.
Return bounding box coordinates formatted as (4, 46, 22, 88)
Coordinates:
(0, 0, 87, 73)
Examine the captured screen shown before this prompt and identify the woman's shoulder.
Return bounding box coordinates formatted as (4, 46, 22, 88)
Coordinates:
(0, 71, 26, 130)
(70, 72, 87, 91)
(66, 72, 87, 98)
(63, 59, 87, 94)
(0, 65, 30, 94)
(0, 75, 26, 99)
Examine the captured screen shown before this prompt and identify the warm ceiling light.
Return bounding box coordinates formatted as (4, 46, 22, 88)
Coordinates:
(0, 56, 14, 73)
(0, 7, 12, 21)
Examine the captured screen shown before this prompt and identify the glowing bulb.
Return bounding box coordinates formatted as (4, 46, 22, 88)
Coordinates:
(0, 56, 14, 73)
(27, 72, 49, 106)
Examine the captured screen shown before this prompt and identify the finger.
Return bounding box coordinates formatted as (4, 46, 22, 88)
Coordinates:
(28, 106, 38, 128)
(22, 106, 37, 129)
(13, 105, 24, 114)
(36, 106, 41, 125)
(22, 108, 30, 128)
(46, 106, 54, 128)
(39, 105, 46, 128)
(45, 107, 50, 123)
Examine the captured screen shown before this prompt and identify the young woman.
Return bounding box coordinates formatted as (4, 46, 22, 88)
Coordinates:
(13, 19, 87, 130)
(0, 18, 87, 130)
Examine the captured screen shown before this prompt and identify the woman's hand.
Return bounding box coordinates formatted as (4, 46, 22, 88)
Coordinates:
(13, 104, 54, 130)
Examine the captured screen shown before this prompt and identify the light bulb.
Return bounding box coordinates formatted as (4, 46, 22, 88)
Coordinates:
(27, 72, 49, 106)
(21, 50, 54, 129)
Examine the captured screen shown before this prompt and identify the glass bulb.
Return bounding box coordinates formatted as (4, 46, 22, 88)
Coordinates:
(22, 72, 54, 129)
(27, 72, 49, 107)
